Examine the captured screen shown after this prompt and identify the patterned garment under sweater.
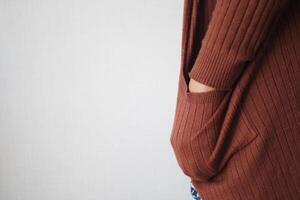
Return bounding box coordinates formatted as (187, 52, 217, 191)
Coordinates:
(190, 181, 202, 200)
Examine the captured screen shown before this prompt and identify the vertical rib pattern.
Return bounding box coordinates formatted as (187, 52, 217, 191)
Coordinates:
(189, 0, 290, 90)
(169, 0, 300, 199)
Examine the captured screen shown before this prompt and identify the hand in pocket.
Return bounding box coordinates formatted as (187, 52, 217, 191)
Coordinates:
(170, 70, 258, 182)
(188, 78, 217, 93)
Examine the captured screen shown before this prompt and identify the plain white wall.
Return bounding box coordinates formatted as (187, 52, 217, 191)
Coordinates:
(0, 0, 192, 199)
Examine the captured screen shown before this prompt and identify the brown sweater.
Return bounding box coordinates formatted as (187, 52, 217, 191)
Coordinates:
(169, 0, 300, 199)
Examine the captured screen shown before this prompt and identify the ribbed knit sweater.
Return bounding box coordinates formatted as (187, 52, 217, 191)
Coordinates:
(169, 0, 300, 199)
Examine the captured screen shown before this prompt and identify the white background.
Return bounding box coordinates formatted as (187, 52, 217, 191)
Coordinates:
(0, 0, 191, 199)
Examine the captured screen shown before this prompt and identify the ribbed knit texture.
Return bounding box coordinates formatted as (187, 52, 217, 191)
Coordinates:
(169, 0, 300, 199)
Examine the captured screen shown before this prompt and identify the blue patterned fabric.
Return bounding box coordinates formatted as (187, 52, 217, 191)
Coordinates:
(190, 181, 202, 200)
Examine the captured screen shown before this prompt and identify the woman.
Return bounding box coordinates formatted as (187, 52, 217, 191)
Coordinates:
(170, 0, 300, 199)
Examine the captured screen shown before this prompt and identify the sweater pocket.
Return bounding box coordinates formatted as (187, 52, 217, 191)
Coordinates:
(170, 69, 258, 182)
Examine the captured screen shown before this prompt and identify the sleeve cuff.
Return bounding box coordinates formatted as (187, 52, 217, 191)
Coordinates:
(188, 46, 248, 91)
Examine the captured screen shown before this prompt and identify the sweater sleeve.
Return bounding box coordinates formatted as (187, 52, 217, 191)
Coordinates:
(188, 0, 290, 90)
